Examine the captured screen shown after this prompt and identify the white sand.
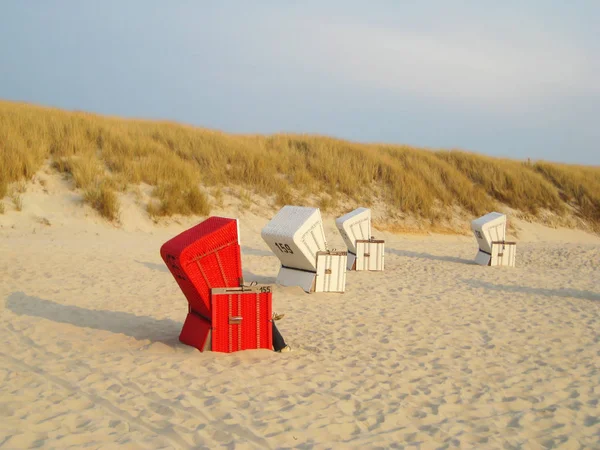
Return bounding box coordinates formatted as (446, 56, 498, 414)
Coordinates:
(1, 175, 600, 449)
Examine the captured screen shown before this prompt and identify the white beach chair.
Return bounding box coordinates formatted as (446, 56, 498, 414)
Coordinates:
(471, 212, 516, 267)
(261, 206, 347, 293)
(336, 207, 384, 271)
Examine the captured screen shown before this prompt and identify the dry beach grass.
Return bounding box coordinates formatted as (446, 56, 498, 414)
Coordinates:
(1, 100, 599, 232)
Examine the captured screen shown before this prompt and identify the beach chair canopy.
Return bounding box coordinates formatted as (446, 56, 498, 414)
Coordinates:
(336, 207, 372, 254)
(160, 217, 242, 318)
(471, 212, 507, 254)
(261, 206, 328, 272)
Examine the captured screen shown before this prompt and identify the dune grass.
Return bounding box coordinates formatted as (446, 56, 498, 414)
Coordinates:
(0, 100, 598, 231)
(435, 150, 566, 214)
(83, 181, 120, 221)
(533, 162, 600, 231)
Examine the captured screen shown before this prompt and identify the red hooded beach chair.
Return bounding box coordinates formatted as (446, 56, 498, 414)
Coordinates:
(160, 217, 272, 353)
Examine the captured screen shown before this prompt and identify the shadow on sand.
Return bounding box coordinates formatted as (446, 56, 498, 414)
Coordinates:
(466, 280, 600, 302)
(243, 270, 277, 285)
(6, 292, 185, 347)
(241, 246, 274, 257)
(135, 260, 170, 273)
(387, 248, 475, 265)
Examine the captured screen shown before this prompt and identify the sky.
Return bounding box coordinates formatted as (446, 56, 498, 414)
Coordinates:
(1, 1, 599, 165)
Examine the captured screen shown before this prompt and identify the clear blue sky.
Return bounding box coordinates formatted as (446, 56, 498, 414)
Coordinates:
(1, 1, 598, 165)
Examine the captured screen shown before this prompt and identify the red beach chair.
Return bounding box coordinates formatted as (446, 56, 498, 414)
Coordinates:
(161, 217, 273, 353)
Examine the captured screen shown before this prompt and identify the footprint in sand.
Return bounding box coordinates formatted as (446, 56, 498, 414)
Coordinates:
(150, 403, 174, 417)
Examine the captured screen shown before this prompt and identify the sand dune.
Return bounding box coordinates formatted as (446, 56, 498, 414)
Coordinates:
(1, 183, 600, 449)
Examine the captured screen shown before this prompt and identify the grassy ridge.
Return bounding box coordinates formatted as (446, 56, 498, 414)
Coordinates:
(533, 162, 600, 228)
(1, 100, 599, 231)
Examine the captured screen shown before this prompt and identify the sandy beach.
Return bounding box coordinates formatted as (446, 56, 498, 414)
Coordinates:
(1, 177, 600, 449)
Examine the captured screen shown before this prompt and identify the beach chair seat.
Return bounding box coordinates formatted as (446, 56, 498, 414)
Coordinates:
(209, 286, 273, 353)
(179, 286, 273, 353)
(178, 285, 273, 353)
